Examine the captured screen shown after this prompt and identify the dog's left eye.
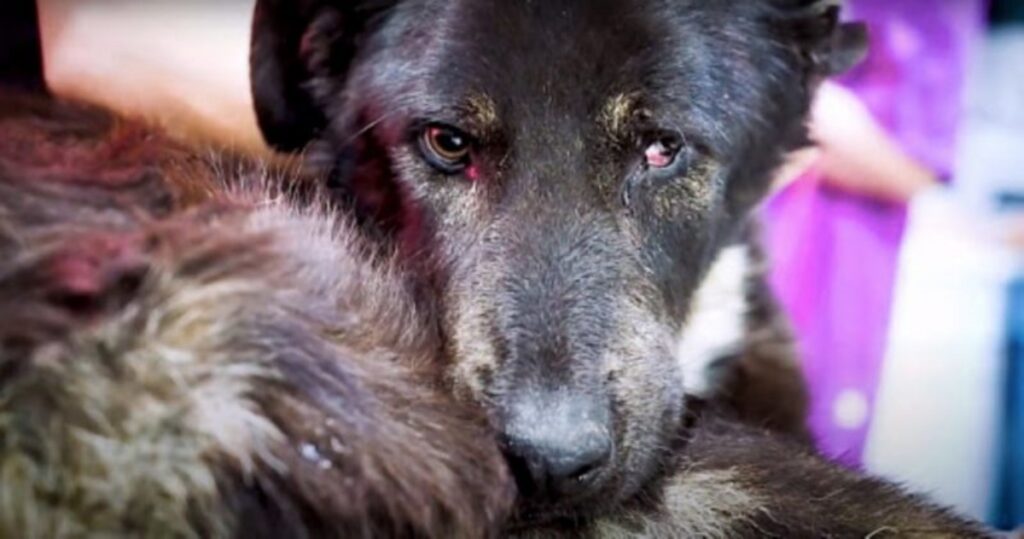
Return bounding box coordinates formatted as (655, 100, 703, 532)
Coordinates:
(621, 131, 694, 208)
(419, 124, 473, 174)
(642, 133, 684, 170)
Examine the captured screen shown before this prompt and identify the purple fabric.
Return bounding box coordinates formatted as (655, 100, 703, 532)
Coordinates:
(761, 0, 986, 467)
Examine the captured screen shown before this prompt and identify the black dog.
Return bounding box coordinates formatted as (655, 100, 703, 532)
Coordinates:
(250, 0, 852, 518)
(0, 87, 990, 539)
(0, 0, 993, 536)
(246, 0, 992, 535)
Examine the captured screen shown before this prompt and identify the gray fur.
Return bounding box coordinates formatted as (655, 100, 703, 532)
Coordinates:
(0, 89, 993, 538)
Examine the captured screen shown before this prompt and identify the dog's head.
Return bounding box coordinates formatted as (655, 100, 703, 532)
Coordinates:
(250, 0, 865, 523)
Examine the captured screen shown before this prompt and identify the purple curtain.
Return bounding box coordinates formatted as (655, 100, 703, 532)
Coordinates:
(761, 0, 987, 467)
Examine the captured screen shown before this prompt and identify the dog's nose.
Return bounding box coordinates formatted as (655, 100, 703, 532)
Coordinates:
(502, 392, 612, 500)
(505, 426, 611, 499)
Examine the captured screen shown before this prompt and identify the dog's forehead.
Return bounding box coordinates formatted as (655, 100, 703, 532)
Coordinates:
(446, 0, 661, 62)
(364, 0, 781, 155)
(383, 0, 691, 119)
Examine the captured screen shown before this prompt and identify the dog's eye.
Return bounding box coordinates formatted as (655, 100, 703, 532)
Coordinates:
(419, 124, 472, 174)
(643, 133, 684, 170)
(621, 131, 693, 208)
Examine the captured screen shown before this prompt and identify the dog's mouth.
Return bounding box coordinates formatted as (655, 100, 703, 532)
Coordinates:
(506, 503, 603, 532)
(503, 464, 631, 531)
(506, 438, 687, 533)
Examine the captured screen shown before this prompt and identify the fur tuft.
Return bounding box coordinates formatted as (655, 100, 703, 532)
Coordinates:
(0, 90, 513, 538)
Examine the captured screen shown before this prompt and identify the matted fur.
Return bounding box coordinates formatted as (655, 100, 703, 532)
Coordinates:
(0, 91, 512, 538)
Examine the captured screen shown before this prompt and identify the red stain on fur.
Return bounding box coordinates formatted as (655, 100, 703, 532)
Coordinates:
(43, 232, 148, 317)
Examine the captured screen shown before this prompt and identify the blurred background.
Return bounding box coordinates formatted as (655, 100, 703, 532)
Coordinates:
(4, 0, 1024, 530)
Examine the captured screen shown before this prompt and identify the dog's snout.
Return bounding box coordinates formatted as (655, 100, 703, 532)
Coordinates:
(502, 392, 612, 501)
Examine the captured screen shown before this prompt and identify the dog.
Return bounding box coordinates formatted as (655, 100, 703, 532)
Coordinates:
(242, 0, 990, 534)
(0, 88, 991, 537)
(0, 0, 995, 535)
(248, 0, 860, 518)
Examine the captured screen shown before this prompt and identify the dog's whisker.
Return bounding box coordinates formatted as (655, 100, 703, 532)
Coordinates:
(342, 111, 398, 146)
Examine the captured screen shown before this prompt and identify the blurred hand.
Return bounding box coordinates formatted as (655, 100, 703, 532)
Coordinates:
(37, 0, 265, 153)
(773, 81, 940, 203)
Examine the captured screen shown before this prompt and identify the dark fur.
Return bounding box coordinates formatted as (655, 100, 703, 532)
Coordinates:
(0, 0, 994, 536)
(249, 0, 853, 520)
(246, 0, 990, 535)
(695, 231, 812, 442)
(0, 90, 991, 536)
(518, 415, 993, 538)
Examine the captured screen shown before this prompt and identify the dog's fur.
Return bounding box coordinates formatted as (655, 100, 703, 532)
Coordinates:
(681, 235, 810, 441)
(0, 0, 995, 536)
(0, 88, 992, 539)
(519, 414, 991, 538)
(248, 0, 847, 519)
(0, 92, 512, 538)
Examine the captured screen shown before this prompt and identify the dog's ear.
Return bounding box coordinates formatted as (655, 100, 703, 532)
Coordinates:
(774, 0, 869, 78)
(250, 0, 397, 152)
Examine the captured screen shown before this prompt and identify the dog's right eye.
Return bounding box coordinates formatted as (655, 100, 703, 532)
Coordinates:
(419, 124, 473, 175)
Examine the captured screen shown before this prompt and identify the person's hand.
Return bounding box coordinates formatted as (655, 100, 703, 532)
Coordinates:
(771, 145, 821, 192)
(771, 82, 941, 202)
(808, 81, 940, 203)
(37, 0, 265, 152)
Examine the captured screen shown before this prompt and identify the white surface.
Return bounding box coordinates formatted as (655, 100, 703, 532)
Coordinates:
(864, 188, 1020, 521)
(953, 28, 1024, 212)
(865, 28, 1024, 522)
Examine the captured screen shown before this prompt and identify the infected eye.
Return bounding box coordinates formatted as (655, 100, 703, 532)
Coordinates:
(642, 132, 684, 170)
(621, 131, 694, 208)
(419, 123, 472, 174)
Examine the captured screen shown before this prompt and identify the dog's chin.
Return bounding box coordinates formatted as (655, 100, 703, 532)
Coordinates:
(507, 502, 605, 532)
(505, 466, 645, 531)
